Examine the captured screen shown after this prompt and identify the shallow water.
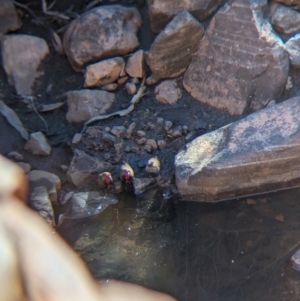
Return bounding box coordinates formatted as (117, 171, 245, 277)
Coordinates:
(58, 187, 300, 301)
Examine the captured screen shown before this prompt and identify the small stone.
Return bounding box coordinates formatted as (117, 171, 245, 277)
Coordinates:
(155, 80, 182, 105)
(157, 117, 164, 125)
(111, 125, 126, 137)
(61, 191, 74, 205)
(102, 131, 116, 145)
(29, 186, 55, 226)
(182, 125, 189, 134)
(114, 138, 124, 153)
(103, 153, 111, 160)
(66, 90, 115, 123)
(126, 122, 136, 137)
(0, 0, 21, 36)
(16, 162, 31, 174)
(67, 149, 112, 187)
(136, 137, 147, 145)
(136, 130, 146, 137)
(143, 144, 153, 153)
(84, 57, 125, 88)
(131, 77, 140, 84)
(146, 139, 157, 150)
(28, 170, 61, 203)
(125, 82, 137, 95)
(101, 83, 118, 91)
(60, 165, 68, 172)
(147, 122, 155, 130)
(72, 133, 82, 144)
(125, 50, 146, 78)
(104, 127, 111, 132)
(157, 140, 166, 149)
(164, 121, 173, 131)
(7, 151, 23, 161)
(246, 199, 257, 205)
(171, 125, 183, 138)
(118, 76, 128, 85)
(24, 132, 51, 156)
(63, 5, 142, 71)
(1, 35, 49, 96)
(124, 146, 131, 152)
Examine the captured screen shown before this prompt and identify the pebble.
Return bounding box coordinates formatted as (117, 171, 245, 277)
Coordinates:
(60, 165, 68, 172)
(157, 140, 166, 149)
(171, 125, 183, 138)
(102, 131, 116, 145)
(118, 76, 128, 85)
(7, 151, 24, 161)
(111, 125, 126, 137)
(136, 137, 147, 145)
(157, 117, 164, 125)
(164, 120, 173, 131)
(125, 82, 137, 95)
(72, 133, 82, 144)
(146, 139, 157, 150)
(124, 146, 131, 152)
(24, 132, 51, 156)
(136, 130, 146, 137)
(131, 77, 139, 84)
(127, 122, 136, 137)
(101, 83, 118, 91)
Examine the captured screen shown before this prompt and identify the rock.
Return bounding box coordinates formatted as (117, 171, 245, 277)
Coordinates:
(147, 0, 222, 33)
(291, 248, 300, 271)
(146, 139, 157, 150)
(16, 162, 31, 174)
(136, 137, 147, 145)
(1, 35, 49, 96)
(131, 77, 139, 84)
(155, 80, 182, 105)
(72, 133, 82, 144)
(164, 121, 173, 131)
(60, 191, 118, 220)
(63, 5, 142, 71)
(61, 191, 74, 205)
(7, 151, 23, 161)
(175, 97, 300, 202)
(101, 83, 118, 91)
(125, 82, 136, 95)
(125, 50, 146, 78)
(24, 132, 51, 156)
(84, 57, 125, 88)
(132, 177, 157, 195)
(146, 11, 204, 84)
(126, 122, 136, 137)
(273, 0, 300, 6)
(66, 90, 115, 123)
(27, 170, 61, 203)
(67, 149, 112, 187)
(270, 2, 300, 34)
(29, 186, 55, 226)
(171, 125, 183, 138)
(0, 0, 21, 36)
(102, 131, 116, 145)
(285, 36, 300, 68)
(157, 140, 166, 149)
(118, 76, 128, 85)
(183, 1, 289, 115)
(136, 130, 146, 137)
(111, 126, 126, 137)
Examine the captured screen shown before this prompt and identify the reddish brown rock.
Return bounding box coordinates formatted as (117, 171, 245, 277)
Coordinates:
(1, 35, 49, 96)
(84, 57, 125, 88)
(0, 0, 21, 36)
(270, 2, 300, 34)
(155, 80, 182, 105)
(183, 0, 289, 115)
(147, 0, 222, 33)
(125, 50, 146, 78)
(66, 90, 115, 123)
(146, 11, 204, 84)
(125, 82, 136, 95)
(63, 5, 141, 71)
(67, 149, 112, 187)
(101, 83, 118, 91)
(175, 97, 300, 202)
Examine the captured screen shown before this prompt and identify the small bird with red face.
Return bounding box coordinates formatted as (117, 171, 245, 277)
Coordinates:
(97, 172, 113, 190)
(145, 157, 161, 176)
(120, 162, 134, 184)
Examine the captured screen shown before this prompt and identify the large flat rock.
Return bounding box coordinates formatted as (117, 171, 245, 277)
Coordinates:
(183, 0, 289, 115)
(175, 97, 300, 202)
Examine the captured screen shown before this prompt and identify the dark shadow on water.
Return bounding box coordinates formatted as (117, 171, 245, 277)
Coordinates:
(58, 187, 300, 301)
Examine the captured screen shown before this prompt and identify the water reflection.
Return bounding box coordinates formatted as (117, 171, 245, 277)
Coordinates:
(58, 187, 300, 301)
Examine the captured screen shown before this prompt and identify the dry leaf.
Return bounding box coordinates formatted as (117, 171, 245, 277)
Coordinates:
(246, 198, 257, 205)
(39, 102, 65, 112)
(275, 213, 284, 223)
(0, 100, 29, 140)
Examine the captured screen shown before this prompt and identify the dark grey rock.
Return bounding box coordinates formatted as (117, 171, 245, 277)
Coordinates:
(24, 132, 51, 156)
(285, 36, 300, 68)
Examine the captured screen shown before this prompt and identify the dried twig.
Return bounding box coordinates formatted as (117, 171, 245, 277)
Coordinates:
(29, 96, 49, 135)
(84, 77, 146, 126)
(41, 0, 70, 20)
(12, 1, 38, 18)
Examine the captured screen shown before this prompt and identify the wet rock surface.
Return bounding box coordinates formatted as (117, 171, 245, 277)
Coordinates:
(175, 97, 300, 201)
(146, 10, 204, 84)
(63, 5, 142, 71)
(1, 34, 49, 96)
(147, 0, 222, 33)
(183, 0, 289, 115)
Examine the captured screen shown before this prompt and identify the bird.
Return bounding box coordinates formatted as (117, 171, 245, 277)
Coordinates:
(120, 162, 134, 184)
(145, 157, 161, 176)
(97, 172, 113, 190)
